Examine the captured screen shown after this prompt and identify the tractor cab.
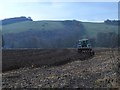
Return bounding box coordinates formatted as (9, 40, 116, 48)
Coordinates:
(77, 39, 91, 48)
(77, 39, 94, 55)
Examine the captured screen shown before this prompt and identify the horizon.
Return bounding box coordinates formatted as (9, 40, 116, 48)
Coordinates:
(1, 16, 105, 22)
(0, 2, 118, 22)
(1, 16, 119, 23)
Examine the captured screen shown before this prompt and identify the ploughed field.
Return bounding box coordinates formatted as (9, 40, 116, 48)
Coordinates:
(2, 48, 93, 72)
(2, 48, 120, 88)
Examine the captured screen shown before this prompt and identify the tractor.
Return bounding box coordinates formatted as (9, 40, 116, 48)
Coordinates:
(77, 39, 94, 56)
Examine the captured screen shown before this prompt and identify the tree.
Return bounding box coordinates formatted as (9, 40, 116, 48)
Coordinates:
(89, 38, 96, 47)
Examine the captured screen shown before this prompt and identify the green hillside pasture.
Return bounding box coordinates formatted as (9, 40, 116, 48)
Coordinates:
(2, 21, 118, 38)
(82, 22, 118, 38)
(2, 21, 64, 34)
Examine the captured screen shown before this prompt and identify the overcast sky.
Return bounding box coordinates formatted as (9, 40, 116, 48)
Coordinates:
(0, 1, 118, 22)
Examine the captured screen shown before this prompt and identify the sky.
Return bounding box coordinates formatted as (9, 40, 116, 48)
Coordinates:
(0, 1, 118, 22)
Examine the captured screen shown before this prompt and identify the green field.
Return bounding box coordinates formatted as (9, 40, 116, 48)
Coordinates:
(2, 21, 64, 34)
(2, 21, 118, 38)
(82, 22, 118, 37)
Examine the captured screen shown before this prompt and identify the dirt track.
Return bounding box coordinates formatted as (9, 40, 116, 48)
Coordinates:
(2, 48, 120, 88)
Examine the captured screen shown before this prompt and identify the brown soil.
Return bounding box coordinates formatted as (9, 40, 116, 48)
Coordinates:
(2, 48, 120, 88)
(2, 48, 93, 72)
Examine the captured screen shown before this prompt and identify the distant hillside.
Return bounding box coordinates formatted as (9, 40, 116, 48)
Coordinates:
(3, 20, 87, 48)
(2, 16, 33, 25)
(2, 20, 118, 37)
(2, 17, 118, 48)
(82, 22, 118, 38)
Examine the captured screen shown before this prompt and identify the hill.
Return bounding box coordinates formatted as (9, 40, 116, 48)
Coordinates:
(2, 17, 118, 48)
(2, 20, 118, 37)
(2, 20, 86, 48)
(82, 22, 118, 38)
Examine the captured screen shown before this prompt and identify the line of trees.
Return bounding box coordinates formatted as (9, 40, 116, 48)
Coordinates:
(2, 32, 120, 48)
(2, 16, 33, 25)
(89, 32, 119, 48)
(104, 19, 120, 25)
